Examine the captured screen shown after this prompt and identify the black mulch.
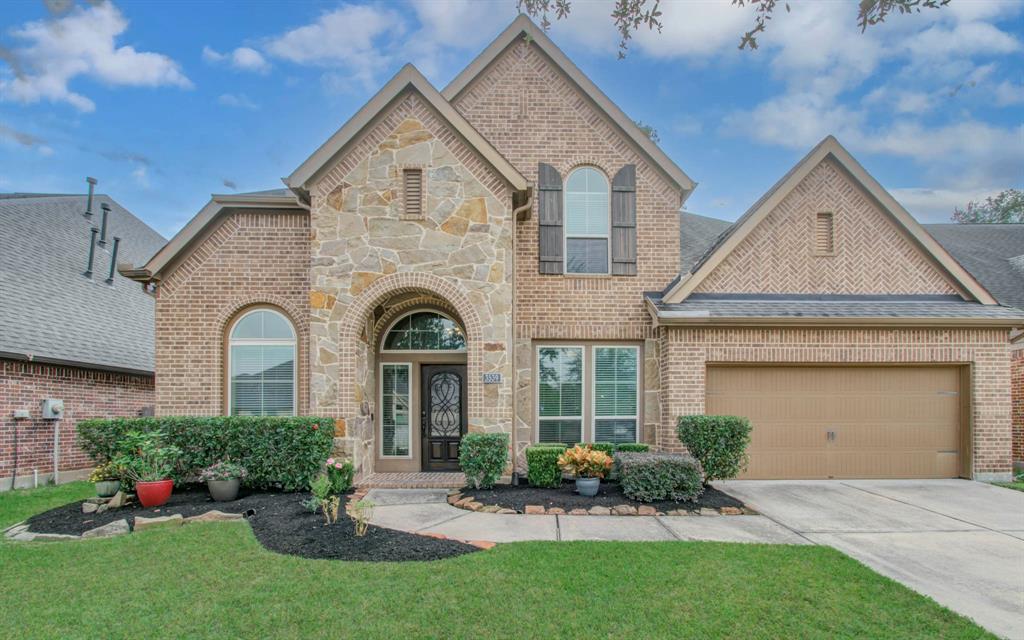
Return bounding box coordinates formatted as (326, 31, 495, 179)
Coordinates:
(460, 481, 745, 513)
(24, 485, 478, 562)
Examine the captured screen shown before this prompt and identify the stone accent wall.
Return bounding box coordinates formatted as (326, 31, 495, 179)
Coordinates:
(451, 39, 681, 457)
(1, 359, 154, 489)
(307, 92, 514, 476)
(695, 157, 959, 295)
(659, 326, 1013, 478)
(1012, 343, 1023, 466)
(155, 209, 310, 416)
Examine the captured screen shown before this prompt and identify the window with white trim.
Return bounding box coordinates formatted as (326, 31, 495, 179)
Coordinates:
(537, 346, 584, 445)
(228, 309, 296, 416)
(564, 167, 610, 274)
(593, 346, 639, 443)
(380, 363, 411, 457)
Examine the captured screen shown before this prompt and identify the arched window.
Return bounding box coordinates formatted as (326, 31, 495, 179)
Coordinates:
(228, 308, 296, 416)
(564, 166, 610, 274)
(383, 311, 465, 351)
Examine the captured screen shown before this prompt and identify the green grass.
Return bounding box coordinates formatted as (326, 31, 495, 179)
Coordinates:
(0, 485, 993, 639)
(993, 481, 1024, 492)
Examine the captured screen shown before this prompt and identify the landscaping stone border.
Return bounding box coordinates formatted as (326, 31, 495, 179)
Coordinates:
(446, 490, 756, 516)
(4, 510, 245, 543)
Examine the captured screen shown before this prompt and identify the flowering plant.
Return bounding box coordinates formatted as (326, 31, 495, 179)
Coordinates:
(199, 460, 248, 482)
(89, 462, 121, 482)
(325, 457, 354, 494)
(557, 445, 613, 479)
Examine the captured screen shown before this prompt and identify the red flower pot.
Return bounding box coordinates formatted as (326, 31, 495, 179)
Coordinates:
(135, 479, 174, 507)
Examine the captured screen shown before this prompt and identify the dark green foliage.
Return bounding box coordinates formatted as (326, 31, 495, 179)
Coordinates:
(459, 433, 509, 489)
(326, 459, 354, 495)
(614, 443, 650, 453)
(615, 452, 704, 503)
(525, 445, 566, 488)
(677, 415, 752, 484)
(77, 417, 335, 491)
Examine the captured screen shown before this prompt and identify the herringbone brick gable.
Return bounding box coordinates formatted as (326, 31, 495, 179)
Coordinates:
(696, 158, 958, 295)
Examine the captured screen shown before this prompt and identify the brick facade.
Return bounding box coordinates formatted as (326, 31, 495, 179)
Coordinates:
(155, 209, 310, 416)
(659, 327, 1013, 477)
(1012, 343, 1023, 467)
(1, 359, 154, 489)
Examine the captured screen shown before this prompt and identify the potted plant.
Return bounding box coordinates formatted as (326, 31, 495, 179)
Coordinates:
(557, 444, 613, 497)
(199, 461, 248, 502)
(115, 431, 181, 508)
(89, 462, 122, 498)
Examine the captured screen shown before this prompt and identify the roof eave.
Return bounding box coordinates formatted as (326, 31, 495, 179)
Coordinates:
(442, 15, 695, 196)
(651, 313, 1024, 328)
(0, 351, 154, 377)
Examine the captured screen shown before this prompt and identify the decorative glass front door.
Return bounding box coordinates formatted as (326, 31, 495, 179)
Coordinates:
(421, 365, 466, 471)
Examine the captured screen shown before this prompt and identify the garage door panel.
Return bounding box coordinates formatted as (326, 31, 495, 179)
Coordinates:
(706, 365, 962, 480)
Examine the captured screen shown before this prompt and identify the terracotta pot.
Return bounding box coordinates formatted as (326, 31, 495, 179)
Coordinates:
(136, 479, 173, 507)
(95, 480, 121, 498)
(207, 478, 240, 502)
(576, 477, 600, 497)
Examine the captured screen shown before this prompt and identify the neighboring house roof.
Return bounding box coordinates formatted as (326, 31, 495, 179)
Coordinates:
(0, 193, 166, 374)
(680, 211, 733, 273)
(661, 136, 998, 306)
(286, 64, 529, 197)
(924, 224, 1024, 310)
(646, 293, 1024, 327)
(443, 14, 696, 200)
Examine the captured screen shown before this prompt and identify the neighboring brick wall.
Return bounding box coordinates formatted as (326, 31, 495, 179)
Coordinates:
(0, 359, 153, 486)
(155, 209, 310, 416)
(1012, 343, 1023, 465)
(695, 157, 958, 295)
(659, 327, 1013, 477)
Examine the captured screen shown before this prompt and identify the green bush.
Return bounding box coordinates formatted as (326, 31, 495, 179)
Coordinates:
(677, 415, 752, 485)
(459, 433, 509, 489)
(526, 445, 566, 488)
(614, 443, 650, 453)
(616, 452, 703, 502)
(577, 442, 616, 456)
(77, 416, 335, 491)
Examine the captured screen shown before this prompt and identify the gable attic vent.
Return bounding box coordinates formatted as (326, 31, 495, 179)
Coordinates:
(402, 168, 424, 218)
(815, 212, 835, 255)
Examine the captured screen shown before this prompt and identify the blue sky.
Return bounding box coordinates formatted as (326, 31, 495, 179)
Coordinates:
(1, 0, 1021, 238)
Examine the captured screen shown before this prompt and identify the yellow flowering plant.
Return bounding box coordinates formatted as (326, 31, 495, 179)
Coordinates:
(557, 445, 613, 479)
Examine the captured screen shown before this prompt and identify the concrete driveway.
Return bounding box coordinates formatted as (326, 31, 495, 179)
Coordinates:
(718, 479, 1024, 639)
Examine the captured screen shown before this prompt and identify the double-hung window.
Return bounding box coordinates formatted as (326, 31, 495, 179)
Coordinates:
(564, 167, 610, 274)
(537, 345, 639, 445)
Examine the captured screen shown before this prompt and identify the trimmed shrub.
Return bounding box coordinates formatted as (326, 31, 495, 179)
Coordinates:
(616, 452, 704, 503)
(77, 416, 335, 491)
(677, 415, 752, 485)
(526, 445, 566, 488)
(459, 433, 509, 489)
(577, 442, 616, 456)
(614, 443, 650, 453)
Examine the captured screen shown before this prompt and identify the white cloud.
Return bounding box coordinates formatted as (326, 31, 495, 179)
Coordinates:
(202, 45, 270, 74)
(891, 186, 1006, 223)
(995, 80, 1024, 106)
(0, 1, 191, 112)
(132, 164, 149, 188)
(672, 115, 703, 136)
(217, 93, 259, 110)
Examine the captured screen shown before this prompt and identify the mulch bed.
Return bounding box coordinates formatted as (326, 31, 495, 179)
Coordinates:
(460, 481, 745, 513)
(23, 486, 478, 562)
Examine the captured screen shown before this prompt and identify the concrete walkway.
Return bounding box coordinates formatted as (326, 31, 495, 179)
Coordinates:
(718, 479, 1024, 640)
(363, 488, 806, 544)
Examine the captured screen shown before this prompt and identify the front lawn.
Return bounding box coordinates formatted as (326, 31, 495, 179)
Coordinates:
(994, 480, 1024, 492)
(1, 484, 993, 640)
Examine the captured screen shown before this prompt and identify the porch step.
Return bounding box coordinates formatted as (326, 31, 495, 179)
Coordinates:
(356, 472, 466, 489)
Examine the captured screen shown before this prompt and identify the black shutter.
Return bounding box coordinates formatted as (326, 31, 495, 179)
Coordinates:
(537, 163, 564, 274)
(611, 164, 637, 276)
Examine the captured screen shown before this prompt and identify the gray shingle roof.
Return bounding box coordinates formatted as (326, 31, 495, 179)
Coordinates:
(649, 293, 1024, 321)
(924, 223, 1024, 310)
(680, 211, 733, 273)
(0, 194, 166, 373)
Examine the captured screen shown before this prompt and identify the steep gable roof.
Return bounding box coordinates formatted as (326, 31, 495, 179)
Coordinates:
(0, 193, 166, 373)
(286, 64, 527, 197)
(443, 14, 695, 198)
(925, 223, 1024, 310)
(662, 136, 997, 305)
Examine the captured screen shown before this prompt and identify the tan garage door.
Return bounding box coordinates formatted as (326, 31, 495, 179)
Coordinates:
(706, 366, 964, 479)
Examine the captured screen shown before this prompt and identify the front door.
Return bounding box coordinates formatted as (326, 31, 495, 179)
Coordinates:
(421, 364, 467, 471)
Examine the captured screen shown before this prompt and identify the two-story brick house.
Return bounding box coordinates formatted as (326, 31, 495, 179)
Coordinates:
(123, 16, 1023, 482)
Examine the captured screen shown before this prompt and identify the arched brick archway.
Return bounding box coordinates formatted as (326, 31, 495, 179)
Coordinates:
(336, 272, 484, 420)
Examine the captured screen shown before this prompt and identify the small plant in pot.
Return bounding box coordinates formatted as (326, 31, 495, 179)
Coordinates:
(199, 461, 248, 502)
(114, 430, 181, 508)
(89, 462, 122, 498)
(558, 444, 612, 497)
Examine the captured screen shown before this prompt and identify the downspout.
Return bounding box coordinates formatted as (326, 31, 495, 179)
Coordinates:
(509, 187, 533, 484)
